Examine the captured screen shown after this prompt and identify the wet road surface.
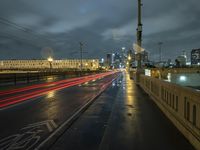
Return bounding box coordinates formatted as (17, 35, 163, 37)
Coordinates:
(51, 72, 195, 150)
(0, 72, 119, 150)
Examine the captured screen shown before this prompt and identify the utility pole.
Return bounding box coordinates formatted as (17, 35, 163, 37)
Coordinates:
(158, 42, 163, 62)
(69, 42, 87, 75)
(137, 0, 143, 69)
(79, 42, 83, 73)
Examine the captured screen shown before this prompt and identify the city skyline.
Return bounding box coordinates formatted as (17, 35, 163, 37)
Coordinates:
(0, 0, 200, 61)
(0, 1, 199, 149)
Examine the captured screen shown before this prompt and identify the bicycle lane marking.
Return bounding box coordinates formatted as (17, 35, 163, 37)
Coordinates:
(0, 120, 57, 150)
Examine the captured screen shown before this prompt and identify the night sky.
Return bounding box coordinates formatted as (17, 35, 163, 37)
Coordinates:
(0, 0, 200, 61)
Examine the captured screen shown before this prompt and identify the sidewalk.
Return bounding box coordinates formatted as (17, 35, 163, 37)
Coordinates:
(50, 72, 194, 150)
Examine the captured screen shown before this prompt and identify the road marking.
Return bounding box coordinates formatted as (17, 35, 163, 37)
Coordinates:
(35, 73, 120, 150)
(0, 73, 120, 150)
(0, 120, 57, 150)
(22, 120, 58, 132)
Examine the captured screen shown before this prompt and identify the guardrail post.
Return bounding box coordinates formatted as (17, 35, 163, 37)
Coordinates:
(37, 73, 40, 81)
(63, 72, 65, 79)
(27, 72, 30, 83)
(14, 73, 17, 85)
(46, 72, 48, 80)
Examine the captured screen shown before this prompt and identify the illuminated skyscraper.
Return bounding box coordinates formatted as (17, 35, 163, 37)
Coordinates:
(191, 48, 200, 65)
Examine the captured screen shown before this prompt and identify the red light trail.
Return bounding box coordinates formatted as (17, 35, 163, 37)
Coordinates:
(0, 72, 113, 96)
(0, 72, 118, 108)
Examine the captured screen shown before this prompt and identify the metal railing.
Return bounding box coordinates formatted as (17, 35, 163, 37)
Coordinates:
(0, 70, 104, 86)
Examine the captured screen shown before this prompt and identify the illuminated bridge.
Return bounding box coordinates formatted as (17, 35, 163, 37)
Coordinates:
(0, 71, 198, 150)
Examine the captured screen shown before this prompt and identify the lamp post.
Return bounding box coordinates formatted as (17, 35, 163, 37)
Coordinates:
(80, 42, 83, 73)
(158, 42, 163, 62)
(135, 0, 144, 83)
(79, 42, 88, 75)
(128, 55, 131, 61)
(127, 55, 131, 71)
(137, 0, 142, 68)
(48, 57, 53, 71)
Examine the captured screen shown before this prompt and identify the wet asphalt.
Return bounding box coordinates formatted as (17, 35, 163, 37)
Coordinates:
(50, 72, 195, 150)
(0, 73, 118, 150)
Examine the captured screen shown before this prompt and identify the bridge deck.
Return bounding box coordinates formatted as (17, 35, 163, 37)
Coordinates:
(50, 72, 195, 150)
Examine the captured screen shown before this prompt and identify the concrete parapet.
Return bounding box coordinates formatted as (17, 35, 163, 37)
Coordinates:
(150, 68, 200, 79)
(139, 75, 200, 150)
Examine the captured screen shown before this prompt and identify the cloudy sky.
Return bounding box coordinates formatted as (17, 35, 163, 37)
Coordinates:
(0, 0, 199, 61)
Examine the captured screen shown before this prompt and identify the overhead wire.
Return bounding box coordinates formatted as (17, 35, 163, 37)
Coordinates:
(0, 17, 53, 46)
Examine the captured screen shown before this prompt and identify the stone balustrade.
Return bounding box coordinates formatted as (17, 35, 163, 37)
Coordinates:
(139, 75, 200, 150)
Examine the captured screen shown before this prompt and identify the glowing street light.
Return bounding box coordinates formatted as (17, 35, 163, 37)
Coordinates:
(48, 57, 53, 62)
(47, 57, 53, 70)
(128, 55, 131, 60)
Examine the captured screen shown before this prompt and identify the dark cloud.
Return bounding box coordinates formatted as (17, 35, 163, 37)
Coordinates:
(0, 0, 199, 61)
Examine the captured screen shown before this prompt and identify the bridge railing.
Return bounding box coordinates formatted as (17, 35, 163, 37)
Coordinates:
(139, 75, 200, 150)
(0, 70, 105, 86)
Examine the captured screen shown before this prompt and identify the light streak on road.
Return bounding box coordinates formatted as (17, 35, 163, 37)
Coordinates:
(0, 72, 114, 96)
(0, 72, 118, 108)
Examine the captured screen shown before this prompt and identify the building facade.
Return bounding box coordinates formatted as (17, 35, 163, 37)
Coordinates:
(191, 48, 200, 65)
(176, 55, 187, 67)
(0, 59, 99, 70)
(106, 53, 114, 68)
(113, 52, 122, 69)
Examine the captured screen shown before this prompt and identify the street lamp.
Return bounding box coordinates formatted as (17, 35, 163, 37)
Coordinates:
(158, 42, 163, 62)
(48, 57, 53, 62)
(128, 55, 131, 61)
(135, 0, 144, 83)
(48, 57, 53, 71)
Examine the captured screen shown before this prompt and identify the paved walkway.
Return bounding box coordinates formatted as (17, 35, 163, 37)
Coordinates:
(50, 72, 195, 150)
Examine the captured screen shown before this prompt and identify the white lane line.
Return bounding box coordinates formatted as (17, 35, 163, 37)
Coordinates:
(35, 73, 120, 150)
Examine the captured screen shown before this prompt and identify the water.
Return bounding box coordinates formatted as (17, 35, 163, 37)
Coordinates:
(166, 73, 200, 90)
